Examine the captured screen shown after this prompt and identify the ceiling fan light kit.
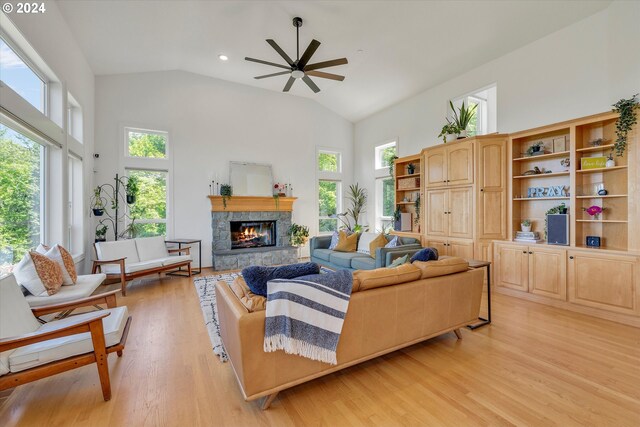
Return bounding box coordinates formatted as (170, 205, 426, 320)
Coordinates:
(245, 16, 348, 93)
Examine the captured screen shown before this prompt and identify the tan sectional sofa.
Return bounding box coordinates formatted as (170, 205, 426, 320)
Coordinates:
(215, 258, 483, 409)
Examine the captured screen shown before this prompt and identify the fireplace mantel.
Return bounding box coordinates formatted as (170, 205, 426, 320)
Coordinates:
(207, 195, 297, 212)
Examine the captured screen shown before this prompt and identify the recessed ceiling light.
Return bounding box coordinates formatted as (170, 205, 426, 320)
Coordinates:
(218, 54, 229, 61)
(356, 49, 364, 54)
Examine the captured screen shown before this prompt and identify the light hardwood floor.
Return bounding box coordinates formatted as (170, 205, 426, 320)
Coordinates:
(1, 269, 639, 426)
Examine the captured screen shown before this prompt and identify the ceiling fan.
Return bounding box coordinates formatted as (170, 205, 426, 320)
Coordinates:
(245, 17, 348, 93)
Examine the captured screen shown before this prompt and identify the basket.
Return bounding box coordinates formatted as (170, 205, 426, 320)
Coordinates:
(398, 177, 418, 189)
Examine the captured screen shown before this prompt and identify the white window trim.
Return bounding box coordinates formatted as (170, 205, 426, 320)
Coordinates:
(375, 140, 397, 171)
(374, 140, 397, 232)
(124, 126, 170, 160)
(449, 83, 497, 136)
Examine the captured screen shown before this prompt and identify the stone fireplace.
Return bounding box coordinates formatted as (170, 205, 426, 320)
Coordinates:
(209, 196, 298, 270)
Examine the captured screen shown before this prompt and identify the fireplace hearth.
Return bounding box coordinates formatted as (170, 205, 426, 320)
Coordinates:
(230, 220, 276, 249)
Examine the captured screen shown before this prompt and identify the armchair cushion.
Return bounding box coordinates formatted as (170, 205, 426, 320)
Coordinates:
(101, 260, 163, 275)
(159, 255, 191, 266)
(8, 306, 129, 373)
(0, 274, 41, 375)
(95, 239, 140, 264)
(135, 236, 169, 262)
(25, 274, 106, 308)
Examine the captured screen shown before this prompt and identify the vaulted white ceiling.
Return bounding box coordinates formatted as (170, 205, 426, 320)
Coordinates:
(57, 0, 611, 122)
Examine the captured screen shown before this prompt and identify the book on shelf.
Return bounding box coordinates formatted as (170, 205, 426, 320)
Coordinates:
(514, 238, 545, 244)
(515, 231, 541, 239)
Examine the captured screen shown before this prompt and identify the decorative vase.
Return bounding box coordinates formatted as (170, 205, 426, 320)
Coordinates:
(394, 219, 401, 231)
(606, 157, 616, 168)
(278, 192, 286, 197)
(458, 130, 468, 138)
(95, 237, 106, 243)
(445, 134, 457, 143)
(521, 225, 532, 232)
(92, 208, 104, 216)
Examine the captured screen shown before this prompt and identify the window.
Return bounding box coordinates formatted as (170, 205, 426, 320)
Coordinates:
(375, 141, 397, 170)
(0, 37, 46, 113)
(317, 148, 343, 234)
(67, 155, 83, 256)
(374, 141, 397, 231)
(126, 128, 167, 158)
(0, 122, 44, 269)
(67, 93, 82, 142)
(450, 84, 497, 137)
(127, 169, 167, 237)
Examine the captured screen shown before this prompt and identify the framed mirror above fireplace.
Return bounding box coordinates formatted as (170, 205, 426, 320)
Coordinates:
(229, 162, 273, 196)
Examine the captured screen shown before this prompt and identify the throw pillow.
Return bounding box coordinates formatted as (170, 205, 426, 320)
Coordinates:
(327, 231, 340, 250)
(45, 245, 77, 285)
(369, 233, 388, 259)
(35, 243, 50, 254)
(13, 252, 48, 296)
(242, 262, 320, 296)
(356, 232, 378, 255)
(384, 235, 399, 248)
(410, 247, 439, 263)
(387, 254, 408, 268)
(30, 251, 64, 295)
(334, 231, 358, 252)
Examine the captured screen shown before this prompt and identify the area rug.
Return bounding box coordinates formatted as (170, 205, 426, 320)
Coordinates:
(194, 267, 334, 363)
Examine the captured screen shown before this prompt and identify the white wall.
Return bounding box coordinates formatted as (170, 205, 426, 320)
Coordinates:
(3, 1, 95, 271)
(95, 70, 353, 267)
(354, 0, 640, 227)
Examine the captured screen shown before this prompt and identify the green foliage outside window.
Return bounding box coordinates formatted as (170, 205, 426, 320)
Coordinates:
(319, 180, 338, 232)
(318, 152, 338, 172)
(380, 145, 397, 168)
(128, 169, 167, 237)
(0, 125, 41, 265)
(382, 178, 395, 217)
(128, 131, 166, 158)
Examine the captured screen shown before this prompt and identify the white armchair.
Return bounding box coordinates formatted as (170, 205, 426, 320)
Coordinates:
(0, 274, 132, 401)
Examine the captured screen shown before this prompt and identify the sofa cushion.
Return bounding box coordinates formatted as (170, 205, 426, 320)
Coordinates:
(0, 274, 41, 376)
(25, 274, 106, 308)
(135, 236, 169, 262)
(329, 251, 368, 269)
(352, 263, 421, 292)
(101, 260, 163, 275)
(9, 306, 129, 373)
(327, 231, 340, 250)
(410, 247, 439, 263)
(369, 234, 388, 259)
(242, 262, 320, 297)
(356, 232, 378, 255)
(313, 249, 332, 262)
(334, 231, 358, 252)
(159, 255, 191, 266)
(387, 254, 409, 268)
(95, 239, 140, 264)
(229, 277, 266, 312)
(413, 257, 469, 279)
(351, 256, 376, 271)
(384, 235, 399, 248)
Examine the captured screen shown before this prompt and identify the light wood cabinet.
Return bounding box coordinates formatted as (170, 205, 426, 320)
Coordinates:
(447, 141, 474, 186)
(448, 186, 473, 239)
(477, 139, 507, 240)
(494, 243, 566, 299)
(568, 251, 639, 315)
(425, 146, 446, 188)
(426, 189, 447, 236)
(425, 238, 474, 260)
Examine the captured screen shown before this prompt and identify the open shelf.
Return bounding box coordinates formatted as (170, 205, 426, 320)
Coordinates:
(576, 143, 614, 153)
(514, 197, 570, 201)
(513, 171, 569, 179)
(576, 219, 628, 223)
(575, 194, 627, 199)
(577, 165, 627, 174)
(396, 201, 416, 205)
(397, 186, 420, 191)
(513, 151, 570, 162)
(396, 173, 420, 179)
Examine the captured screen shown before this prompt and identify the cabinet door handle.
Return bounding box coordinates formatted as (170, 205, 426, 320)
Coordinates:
(529, 251, 533, 254)
(569, 256, 574, 260)
(480, 188, 484, 192)
(523, 251, 527, 254)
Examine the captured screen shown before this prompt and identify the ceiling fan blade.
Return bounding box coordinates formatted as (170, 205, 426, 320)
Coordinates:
(304, 58, 348, 71)
(306, 70, 345, 81)
(302, 76, 320, 93)
(245, 57, 291, 70)
(266, 39, 294, 66)
(254, 71, 291, 80)
(283, 77, 295, 92)
(297, 39, 321, 69)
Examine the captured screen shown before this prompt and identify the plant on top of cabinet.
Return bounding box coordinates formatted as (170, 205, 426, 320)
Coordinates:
(438, 122, 460, 143)
(449, 100, 477, 138)
(611, 93, 638, 157)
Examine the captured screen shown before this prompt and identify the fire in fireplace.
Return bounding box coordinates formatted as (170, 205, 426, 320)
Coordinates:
(230, 220, 276, 249)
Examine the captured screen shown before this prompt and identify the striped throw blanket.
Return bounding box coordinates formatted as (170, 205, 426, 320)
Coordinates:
(263, 270, 353, 365)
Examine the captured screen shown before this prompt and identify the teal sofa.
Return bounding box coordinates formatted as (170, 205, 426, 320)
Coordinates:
(309, 234, 422, 271)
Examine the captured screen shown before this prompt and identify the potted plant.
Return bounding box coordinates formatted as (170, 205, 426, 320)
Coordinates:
(91, 187, 106, 216)
(393, 207, 401, 231)
(407, 163, 416, 175)
(521, 219, 532, 232)
(95, 223, 108, 242)
(414, 194, 421, 232)
(526, 141, 544, 157)
(344, 183, 368, 232)
(289, 223, 310, 247)
(220, 184, 233, 209)
(438, 122, 460, 143)
(449, 101, 477, 138)
(583, 205, 605, 220)
(611, 93, 639, 157)
(606, 153, 616, 168)
(388, 155, 399, 176)
(125, 175, 139, 204)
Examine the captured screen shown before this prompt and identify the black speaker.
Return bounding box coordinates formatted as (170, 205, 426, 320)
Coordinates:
(547, 214, 569, 245)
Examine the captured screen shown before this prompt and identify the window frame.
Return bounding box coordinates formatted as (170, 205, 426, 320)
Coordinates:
(316, 146, 344, 235)
(375, 140, 397, 171)
(124, 126, 169, 160)
(449, 83, 497, 137)
(67, 153, 84, 257)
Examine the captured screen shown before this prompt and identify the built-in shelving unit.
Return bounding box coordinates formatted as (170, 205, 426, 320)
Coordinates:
(393, 154, 423, 234)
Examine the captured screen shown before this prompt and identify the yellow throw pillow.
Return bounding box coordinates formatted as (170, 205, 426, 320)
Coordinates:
(334, 231, 358, 252)
(369, 233, 388, 259)
(29, 251, 63, 295)
(228, 277, 266, 312)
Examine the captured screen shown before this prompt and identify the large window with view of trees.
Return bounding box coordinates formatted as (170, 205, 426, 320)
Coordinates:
(0, 37, 46, 113)
(0, 123, 44, 267)
(375, 141, 396, 231)
(123, 127, 170, 237)
(317, 149, 342, 234)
